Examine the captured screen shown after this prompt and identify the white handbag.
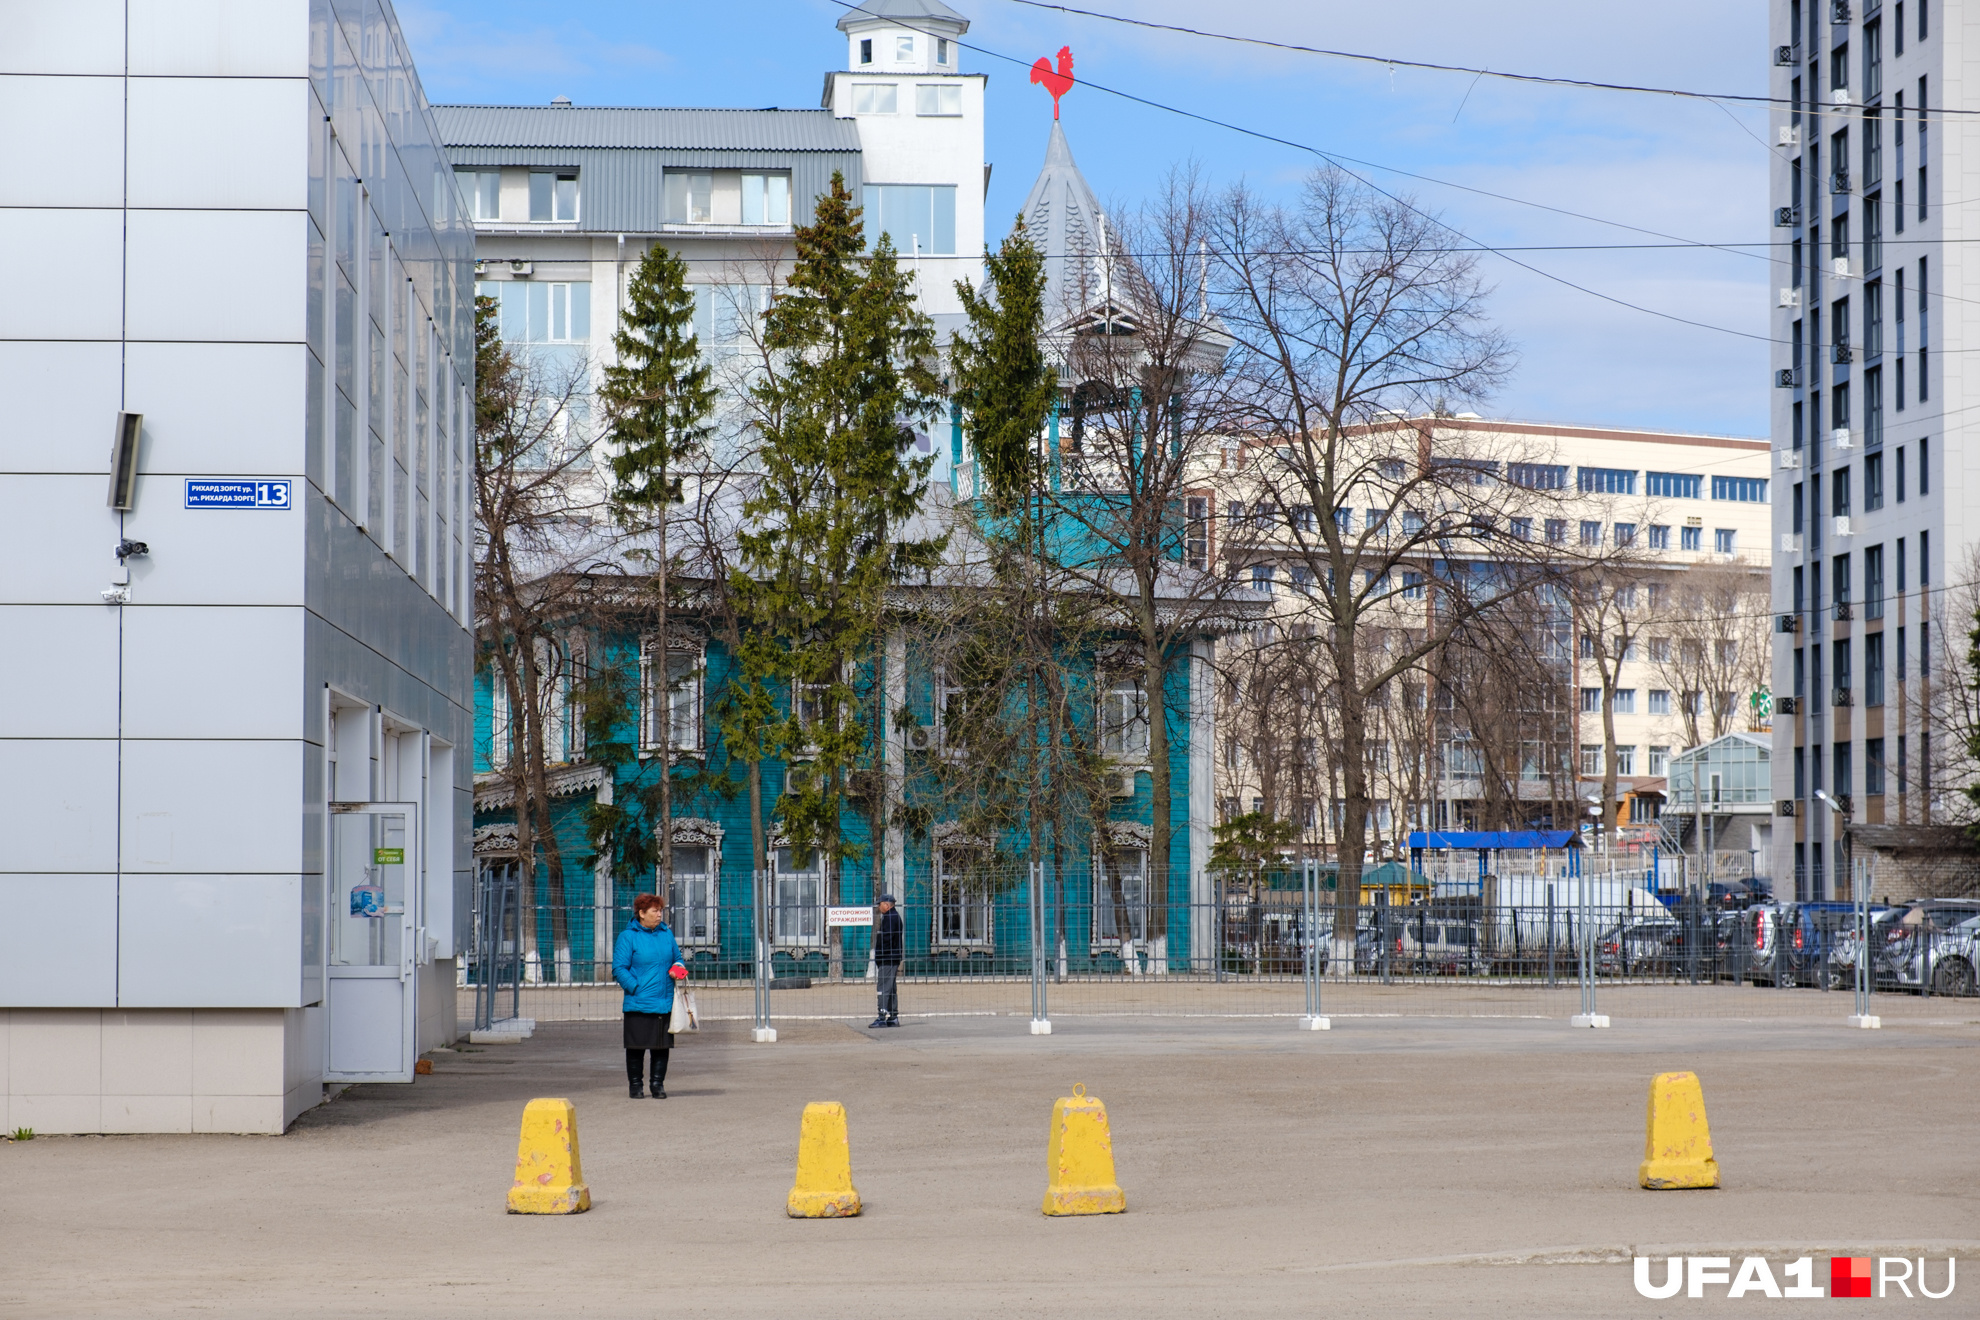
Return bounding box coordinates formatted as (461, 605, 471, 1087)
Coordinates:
(669, 989, 699, 1034)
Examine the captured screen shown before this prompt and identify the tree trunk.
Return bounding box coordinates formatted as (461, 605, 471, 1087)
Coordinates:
(871, 634, 888, 902)
(1141, 612, 1172, 951)
(517, 637, 571, 983)
(748, 756, 766, 951)
(1333, 616, 1370, 974)
(657, 508, 672, 919)
(493, 643, 538, 980)
(1600, 680, 1620, 837)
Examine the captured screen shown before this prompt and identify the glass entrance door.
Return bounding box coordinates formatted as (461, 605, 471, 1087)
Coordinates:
(326, 801, 419, 1081)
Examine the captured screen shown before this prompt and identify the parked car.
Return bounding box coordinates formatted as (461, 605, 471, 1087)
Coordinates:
(1921, 914, 1980, 997)
(1620, 901, 1733, 981)
(1784, 902, 1892, 990)
(1396, 908, 1485, 976)
(1598, 918, 1682, 977)
(1880, 900, 1980, 995)
(1354, 908, 1401, 975)
(1738, 903, 1786, 985)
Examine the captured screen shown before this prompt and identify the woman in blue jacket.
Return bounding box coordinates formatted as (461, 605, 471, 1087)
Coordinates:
(614, 893, 686, 1098)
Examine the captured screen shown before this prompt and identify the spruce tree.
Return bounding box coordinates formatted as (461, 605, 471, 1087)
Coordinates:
(941, 219, 1072, 923)
(601, 245, 715, 898)
(732, 173, 946, 933)
(951, 219, 1058, 517)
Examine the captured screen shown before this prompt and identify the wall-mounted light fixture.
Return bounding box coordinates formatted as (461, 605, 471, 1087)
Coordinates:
(108, 411, 143, 510)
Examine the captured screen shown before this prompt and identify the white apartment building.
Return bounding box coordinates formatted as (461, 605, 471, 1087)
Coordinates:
(436, 0, 985, 478)
(1768, 0, 1970, 898)
(1210, 415, 1771, 850)
(1, 0, 476, 1134)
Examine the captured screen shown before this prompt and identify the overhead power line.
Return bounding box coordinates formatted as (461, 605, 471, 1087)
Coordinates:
(998, 0, 1980, 123)
(822, 1, 1787, 347)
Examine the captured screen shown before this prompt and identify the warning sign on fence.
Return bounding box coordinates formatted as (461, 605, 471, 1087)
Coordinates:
(826, 906, 874, 928)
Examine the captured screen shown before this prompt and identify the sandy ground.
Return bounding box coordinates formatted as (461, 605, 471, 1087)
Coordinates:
(3, 1014, 1978, 1318)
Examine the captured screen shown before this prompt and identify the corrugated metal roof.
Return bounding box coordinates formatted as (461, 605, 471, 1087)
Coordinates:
(433, 105, 861, 153)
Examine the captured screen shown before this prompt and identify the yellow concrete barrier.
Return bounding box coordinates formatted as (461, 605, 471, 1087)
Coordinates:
(786, 1101, 861, 1218)
(506, 1098, 591, 1214)
(1042, 1083, 1125, 1216)
(1638, 1071, 1720, 1190)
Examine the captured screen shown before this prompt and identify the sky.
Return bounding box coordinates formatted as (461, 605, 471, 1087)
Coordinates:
(396, 0, 1775, 438)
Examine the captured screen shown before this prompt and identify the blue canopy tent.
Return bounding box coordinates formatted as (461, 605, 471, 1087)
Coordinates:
(1407, 830, 1584, 888)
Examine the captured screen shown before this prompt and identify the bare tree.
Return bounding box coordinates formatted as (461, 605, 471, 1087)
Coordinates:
(1045, 168, 1251, 969)
(1927, 545, 1980, 825)
(1211, 167, 1557, 954)
(1651, 561, 1770, 749)
(1573, 565, 1656, 835)
(473, 297, 611, 981)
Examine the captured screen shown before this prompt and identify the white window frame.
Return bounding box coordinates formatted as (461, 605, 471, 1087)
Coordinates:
(488, 668, 511, 769)
(915, 83, 962, 116)
(456, 168, 500, 222)
(771, 846, 828, 948)
(526, 171, 579, 224)
(1099, 679, 1149, 760)
(932, 848, 993, 948)
(546, 283, 580, 342)
(895, 34, 915, 61)
(640, 641, 704, 756)
(934, 665, 967, 751)
(665, 837, 720, 948)
(1092, 848, 1150, 950)
(740, 173, 792, 226)
(790, 678, 834, 759)
(664, 171, 714, 224)
(852, 83, 899, 115)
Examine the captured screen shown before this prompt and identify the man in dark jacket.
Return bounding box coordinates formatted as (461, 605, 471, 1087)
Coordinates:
(870, 893, 904, 1028)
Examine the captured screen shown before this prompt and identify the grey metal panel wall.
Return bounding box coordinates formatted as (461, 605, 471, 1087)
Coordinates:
(434, 105, 861, 153)
(445, 147, 864, 232)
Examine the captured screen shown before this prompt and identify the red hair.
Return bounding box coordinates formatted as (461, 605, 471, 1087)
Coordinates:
(633, 893, 664, 916)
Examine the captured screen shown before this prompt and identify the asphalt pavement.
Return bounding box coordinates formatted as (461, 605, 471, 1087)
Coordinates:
(3, 1013, 1976, 1317)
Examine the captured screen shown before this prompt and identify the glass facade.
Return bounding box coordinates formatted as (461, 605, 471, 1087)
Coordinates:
(310, 0, 477, 620)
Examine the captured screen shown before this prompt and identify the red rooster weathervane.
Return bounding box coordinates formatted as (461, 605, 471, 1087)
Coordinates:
(1031, 45, 1074, 119)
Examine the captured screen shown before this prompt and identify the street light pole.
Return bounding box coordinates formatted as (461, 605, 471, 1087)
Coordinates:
(1816, 789, 1877, 1028)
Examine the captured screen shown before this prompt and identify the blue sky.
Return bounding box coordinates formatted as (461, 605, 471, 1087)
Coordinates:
(398, 0, 1774, 438)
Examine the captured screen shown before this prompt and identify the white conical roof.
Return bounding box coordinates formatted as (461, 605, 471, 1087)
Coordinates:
(1016, 121, 1111, 324)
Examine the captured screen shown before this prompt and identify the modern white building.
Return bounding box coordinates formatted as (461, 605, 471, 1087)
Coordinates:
(1210, 416, 1772, 831)
(1, 0, 476, 1134)
(1767, 0, 1970, 897)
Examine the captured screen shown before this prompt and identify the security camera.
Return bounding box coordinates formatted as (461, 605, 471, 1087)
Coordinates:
(116, 539, 150, 560)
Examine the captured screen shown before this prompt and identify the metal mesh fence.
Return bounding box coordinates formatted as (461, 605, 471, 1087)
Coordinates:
(460, 863, 1971, 1034)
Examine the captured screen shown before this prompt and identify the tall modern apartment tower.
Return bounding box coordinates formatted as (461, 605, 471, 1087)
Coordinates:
(1, 0, 476, 1133)
(1769, 0, 1966, 897)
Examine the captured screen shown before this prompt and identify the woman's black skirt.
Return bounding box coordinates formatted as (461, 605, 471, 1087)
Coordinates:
(623, 1010, 673, 1051)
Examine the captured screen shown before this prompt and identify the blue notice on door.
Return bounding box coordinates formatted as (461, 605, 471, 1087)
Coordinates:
(185, 478, 291, 509)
